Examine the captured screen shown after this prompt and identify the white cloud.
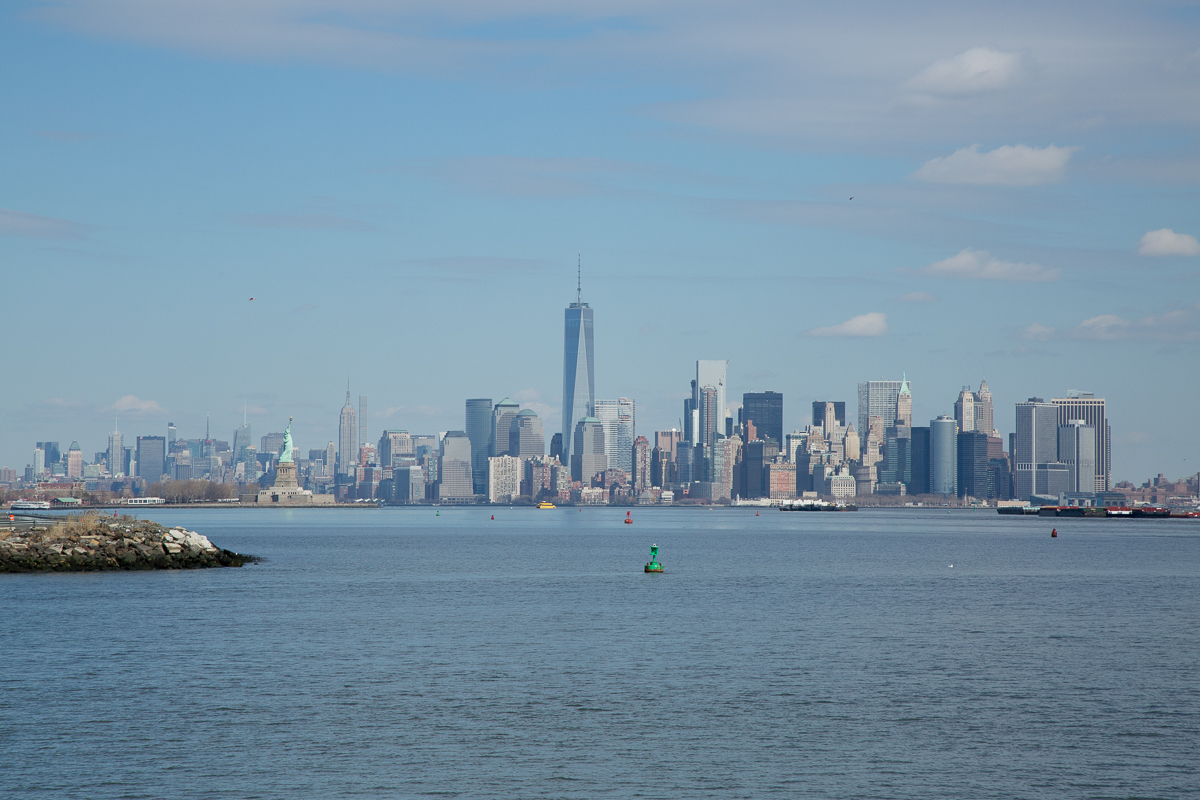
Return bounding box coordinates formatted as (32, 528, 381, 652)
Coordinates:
(808, 312, 887, 338)
(922, 248, 1058, 281)
(111, 395, 166, 414)
(0, 207, 86, 238)
(1020, 303, 1200, 343)
(913, 144, 1078, 186)
(1137, 228, 1200, 256)
(907, 47, 1025, 95)
(898, 291, 938, 303)
(1075, 314, 1130, 341)
(1019, 323, 1055, 341)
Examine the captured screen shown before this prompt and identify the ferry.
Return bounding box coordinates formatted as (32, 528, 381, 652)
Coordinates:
(779, 499, 858, 512)
(11, 500, 51, 510)
(536, 501, 556, 509)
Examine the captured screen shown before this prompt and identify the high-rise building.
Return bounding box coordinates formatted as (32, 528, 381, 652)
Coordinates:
(742, 391, 783, 447)
(954, 386, 976, 434)
(465, 398, 493, 494)
(66, 441, 83, 478)
(509, 409, 545, 460)
(655, 429, 683, 460)
(33, 447, 45, 478)
(740, 440, 768, 499)
(108, 421, 123, 478)
(909, 426, 931, 495)
(632, 436, 651, 493)
(697, 385, 720, 448)
(261, 432, 286, 459)
(136, 435, 166, 483)
(571, 417, 606, 484)
(358, 396, 368, 449)
(1058, 421, 1097, 494)
(491, 398, 520, 457)
(696, 360, 728, 425)
(1052, 392, 1109, 491)
(379, 430, 413, 468)
(976, 380, 995, 435)
(337, 388, 357, 477)
(896, 376, 912, 427)
(880, 426, 911, 487)
(549, 433, 564, 463)
(38, 442, 61, 466)
(561, 278, 595, 464)
(233, 419, 252, 464)
(438, 431, 474, 500)
(1014, 398, 1058, 500)
(957, 431, 990, 499)
(858, 379, 906, 438)
(487, 455, 522, 503)
(594, 399, 620, 469)
(929, 416, 958, 495)
(812, 401, 846, 428)
(167, 424, 176, 450)
(616, 397, 635, 475)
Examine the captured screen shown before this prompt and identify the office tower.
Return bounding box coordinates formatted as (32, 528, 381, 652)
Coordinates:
(491, 398, 520, 457)
(1058, 421, 1097, 493)
(108, 421, 123, 478)
(742, 391, 784, 446)
(509, 410, 545, 459)
(976, 380, 995, 435)
(487, 455, 521, 503)
(954, 386, 976, 434)
(594, 399, 620, 469)
(811, 401, 846, 428)
(379, 430, 413, 468)
(38, 441, 61, 466)
(896, 377, 912, 427)
(571, 417, 606, 484)
(337, 388, 357, 477)
(136, 435, 166, 483)
(1035, 462, 1071, 496)
(843, 425, 861, 462)
(1052, 392, 1109, 491)
(910, 426, 931, 495)
(465, 398, 493, 493)
(549, 433, 564, 463)
(261, 432, 286, 459)
(858, 379, 906, 437)
(357, 396, 368, 449)
(438, 431, 474, 499)
(324, 442, 335, 478)
(712, 437, 734, 501)
(656, 429, 683, 460)
(740, 440, 768, 499)
(394, 465, 425, 504)
(233, 417, 252, 464)
(616, 398, 635, 474)
(33, 447, 46, 477)
(1014, 398, 1058, 500)
(881, 426, 911, 487)
(632, 436, 651, 493)
(167, 423, 176, 449)
(695, 360, 728, 423)
(561, 276, 595, 464)
(66, 441, 83, 478)
(957, 431, 990, 498)
(929, 416, 958, 495)
(697, 385, 720, 448)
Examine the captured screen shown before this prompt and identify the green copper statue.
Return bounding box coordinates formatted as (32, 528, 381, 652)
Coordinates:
(279, 417, 294, 463)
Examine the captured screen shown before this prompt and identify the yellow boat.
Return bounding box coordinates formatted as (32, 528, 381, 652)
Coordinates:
(536, 501, 556, 509)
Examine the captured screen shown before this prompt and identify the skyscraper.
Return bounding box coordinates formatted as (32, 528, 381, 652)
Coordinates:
(232, 411, 252, 465)
(561, 272, 595, 464)
(1052, 392, 1109, 491)
(509, 409, 545, 460)
(858, 379, 907, 437)
(337, 387, 357, 477)
(697, 385, 720, 448)
(695, 360, 728, 425)
(358, 396, 368, 449)
(616, 397, 635, 475)
(108, 419, 123, 478)
(594, 399, 620, 470)
(957, 431, 990, 498)
(742, 391, 783, 446)
(136, 435, 166, 483)
(465, 398, 494, 494)
(438, 431, 474, 500)
(930, 416, 958, 496)
(812, 401, 846, 428)
(66, 441, 83, 478)
(1058, 420, 1097, 494)
(976, 380, 995, 435)
(909, 426, 931, 495)
(491, 398, 520, 457)
(632, 435, 651, 493)
(1014, 398, 1058, 500)
(571, 417, 606, 484)
(895, 376, 912, 427)
(954, 386, 976, 434)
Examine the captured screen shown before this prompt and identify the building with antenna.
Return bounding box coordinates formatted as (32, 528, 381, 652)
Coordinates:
(561, 257, 595, 464)
(337, 384, 357, 477)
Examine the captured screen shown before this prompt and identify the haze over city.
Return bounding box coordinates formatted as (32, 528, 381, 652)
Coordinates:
(3, 1, 1199, 482)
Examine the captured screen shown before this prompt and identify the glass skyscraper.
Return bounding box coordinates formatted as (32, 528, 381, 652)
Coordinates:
(561, 292, 594, 464)
(465, 398, 493, 494)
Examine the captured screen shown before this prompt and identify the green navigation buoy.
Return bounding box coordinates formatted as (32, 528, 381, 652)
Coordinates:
(645, 543, 663, 573)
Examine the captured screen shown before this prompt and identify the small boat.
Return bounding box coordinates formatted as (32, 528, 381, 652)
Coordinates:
(644, 543, 663, 573)
(624, 511, 633, 524)
(536, 501, 556, 509)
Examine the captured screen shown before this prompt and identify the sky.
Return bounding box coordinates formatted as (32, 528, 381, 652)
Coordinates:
(2, 0, 1199, 483)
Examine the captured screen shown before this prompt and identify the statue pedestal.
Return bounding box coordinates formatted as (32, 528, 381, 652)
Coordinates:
(274, 461, 299, 489)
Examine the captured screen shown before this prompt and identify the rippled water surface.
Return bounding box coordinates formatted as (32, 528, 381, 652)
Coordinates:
(3, 507, 1198, 799)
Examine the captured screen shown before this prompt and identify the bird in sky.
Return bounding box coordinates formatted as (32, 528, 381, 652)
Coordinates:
(849, 196, 854, 200)
(249, 297, 255, 301)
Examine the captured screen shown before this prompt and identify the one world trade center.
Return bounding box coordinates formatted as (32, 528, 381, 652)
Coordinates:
(561, 271, 595, 463)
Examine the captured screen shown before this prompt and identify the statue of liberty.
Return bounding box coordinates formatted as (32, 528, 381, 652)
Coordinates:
(279, 417, 294, 464)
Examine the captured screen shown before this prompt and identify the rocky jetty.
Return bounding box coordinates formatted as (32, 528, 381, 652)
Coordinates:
(0, 514, 255, 572)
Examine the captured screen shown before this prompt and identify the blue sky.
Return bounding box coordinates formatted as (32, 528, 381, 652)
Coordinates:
(2, 1, 1199, 482)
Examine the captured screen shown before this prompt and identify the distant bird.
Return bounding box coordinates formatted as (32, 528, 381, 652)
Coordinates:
(849, 197, 854, 200)
(249, 297, 255, 301)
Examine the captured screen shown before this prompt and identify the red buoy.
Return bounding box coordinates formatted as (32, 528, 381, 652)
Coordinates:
(491, 515, 494, 520)
(624, 511, 632, 524)
(1051, 528, 1057, 538)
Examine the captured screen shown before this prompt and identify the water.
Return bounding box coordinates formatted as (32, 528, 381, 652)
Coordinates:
(2, 508, 1198, 799)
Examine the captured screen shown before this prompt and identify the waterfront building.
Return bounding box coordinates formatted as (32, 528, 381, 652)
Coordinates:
(561, 283, 595, 464)
(465, 398, 493, 494)
(1014, 398, 1058, 500)
(438, 431, 474, 500)
(571, 417, 607, 485)
(632, 436, 651, 493)
(1058, 420, 1098, 494)
(1035, 462, 1071, 497)
(742, 391, 784, 447)
(858, 379, 906, 438)
(337, 388, 357, 477)
(136, 435, 166, 483)
(767, 461, 797, 500)
(957, 431, 990, 499)
(1052, 392, 1109, 491)
(509, 409, 545, 460)
(487, 455, 522, 503)
(491, 398, 520, 457)
(929, 416, 958, 496)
